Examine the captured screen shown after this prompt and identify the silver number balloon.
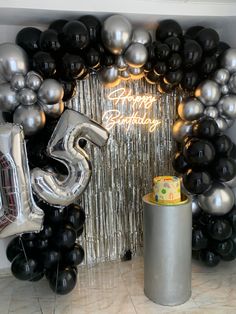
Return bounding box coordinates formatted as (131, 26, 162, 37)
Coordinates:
(195, 80, 221, 106)
(177, 97, 204, 121)
(124, 43, 148, 68)
(198, 182, 234, 216)
(0, 124, 44, 238)
(31, 109, 109, 206)
(221, 48, 236, 73)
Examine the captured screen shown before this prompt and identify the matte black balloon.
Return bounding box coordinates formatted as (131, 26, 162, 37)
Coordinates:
(49, 19, 68, 34)
(60, 20, 89, 52)
(168, 53, 182, 70)
(164, 36, 181, 52)
(213, 157, 236, 182)
(49, 267, 77, 295)
(42, 249, 60, 269)
(145, 70, 159, 84)
(155, 43, 170, 60)
(79, 15, 101, 43)
(39, 225, 53, 239)
(54, 224, 76, 250)
(6, 237, 23, 262)
(183, 39, 202, 68)
(60, 53, 85, 80)
(213, 239, 234, 256)
(183, 169, 212, 194)
(208, 219, 232, 241)
(164, 69, 183, 85)
(215, 41, 231, 58)
(192, 229, 208, 250)
(32, 51, 56, 78)
(66, 204, 85, 231)
(172, 151, 189, 173)
(199, 250, 220, 267)
(85, 46, 100, 68)
(195, 28, 220, 53)
(64, 244, 84, 266)
(58, 79, 77, 102)
(200, 55, 217, 75)
(185, 26, 205, 39)
(183, 138, 215, 166)
(214, 134, 233, 155)
(39, 29, 61, 53)
(11, 253, 43, 281)
(181, 71, 199, 91)
(16, 27, 42, 55)
(156, 19, 182, 41)
(192, 118, 219, 139)
(153, 61, 167, 75)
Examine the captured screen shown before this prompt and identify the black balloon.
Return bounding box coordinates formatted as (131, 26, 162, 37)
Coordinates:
(192, 229, 208, 250)
(226, 208, 236, 231)
(213, 157, 236, 182)
(183, 138, 215, 166)
(183, 39, 202, 68)
(172, 151, 189, 173)
(60, 53, 85, 80)
(58, 79, 77, 102)
(144, 61, 153, 73)
(42, 203, 67, 225)
(215, 41, 231, 58)
(49, 267, 77, 295)
(200, 55, 217, 75)
(181, 71, 199, 91)
(85, 46, 100, 68)
(39, 29, 61, 53)
(199, 250, 220, 267)
(39, 224, 53, 239)
(66, 204, 85, 231)
(79, 138, 87, 149)
(213, 239, 234, 256)
(156, 19, 182, 40)
(214, 134, 233, 155)
(42, 249, 60, 269)
(6, 237, 23, 262)
(64, 244, 84, 266)
(27, 136, 50, 169)
(183, 169, 212, 194)
(32, 51, 56, 78)
(16, 27, 42, 55)
(164, 69, 183, 85)
(22, 232, 37, 241)
(157, 78, 175, 93)
(164, 36, 181, 52)
(37, 239, 49, 250)
(167, 53, 182, 70)
(54, 224, 77, 250)
(195, 28, 220, 53)
(79, 15, 101, 43)
(154, 61, 167, 75)
(185, 26, 205, 39)
(49, 19, 68, 34)
(145, 70, 159, 84)
(208, 219, 232, 241)
(155, 43, 170, 60)
(11, 253, 43, 281)
(192, 118, 219, 139)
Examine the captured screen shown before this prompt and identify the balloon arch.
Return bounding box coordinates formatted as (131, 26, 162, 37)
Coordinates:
(1, 15, 236, 294)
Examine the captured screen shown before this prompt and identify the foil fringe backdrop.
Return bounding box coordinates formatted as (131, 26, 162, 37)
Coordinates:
(66, 76, 182, 265)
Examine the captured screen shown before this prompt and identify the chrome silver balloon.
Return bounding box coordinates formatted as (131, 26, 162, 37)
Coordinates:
(129, 67, 144, 80)
(191, 195, 202, 218)
(204, 106, 219, 119)
(0, 83, 19, 112)
(116, 55, 127, 71)
(40, 100, 64, 118)
(218, 94, 236, 119)
(124, 43, 148, 68)
(0, 43, 28, 81)
(215, 116, 228, 131)
(38, 79, 64, 105)
(221, 48, 236, 73)
(132, 28, 152, 46)
(177, 97, 204, 121)
(101, 15, 132, 55)
(0, 124, 44, 238)
(213, 68, 230, 85)
(198, 182, 234, 216)
(195, 80, 221, 106)
(225, 174, 236, 188)
(11, 73, 25, 91)
(172, 119, 192, 143)
(119, 69, 131, 81)
(13, 104, 46, 136)
(18, 88, 37, 106)
(228, 72, 236, 94)
(25, 71, 43, 91)
(221, 84, 229, 95)
(98, 66, 121, 88)
(225, 117, 234, 128)
(31, 109, 109, 206)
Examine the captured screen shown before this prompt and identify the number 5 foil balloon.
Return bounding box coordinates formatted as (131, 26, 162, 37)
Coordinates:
(31, 109, 109, 206)
(0, 124, 44, 238)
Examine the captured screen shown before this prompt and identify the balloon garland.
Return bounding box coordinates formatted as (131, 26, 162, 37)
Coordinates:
(0, 14, 235, 296)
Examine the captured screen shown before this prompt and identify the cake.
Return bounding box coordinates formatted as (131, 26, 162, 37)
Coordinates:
(153, 176, 181, 205)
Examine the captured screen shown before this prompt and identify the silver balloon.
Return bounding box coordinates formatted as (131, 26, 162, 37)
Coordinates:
(116, 56, 127, 71)
(124, 43, 148, 68)
(38, 79, 64, 105)
(221, 84, 229, 95)
(0, 124, 44, 238)
(213, 68, 230, 85)
(13, 104, 46, 136)
(204, 106, 219, 119)
(119, 70, 131, 81)
(172, 119, 192, 143)
(101, 15, 132, 55)
(191, 196, 202, 218)
(218, 94, 236, 119)
(225, 174, 236, 188)
(18, 88, 37, 106)
(177, 97, 204, 121)
(225, 117, 234, 128)
(215, 116, 228, 131)
(129, 67, 144, 80)
(198, 182, 234, 216)
(228, 72, 236, 94)
(11, 73, 25, 91)
(195, 80, 221, 106)
(25, 71, 43, 91)
(98, 66, 121, 88)
(0, 43, 28, 81)
(40, 100, 64, 118)
(221, 48, 236, 73)
(0, 83, 19, 112)
(31, 110, 109, 206)
(132, 28, 151, 46)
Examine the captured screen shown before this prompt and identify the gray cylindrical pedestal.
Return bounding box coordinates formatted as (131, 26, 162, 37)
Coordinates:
(143, 193, 192, 306)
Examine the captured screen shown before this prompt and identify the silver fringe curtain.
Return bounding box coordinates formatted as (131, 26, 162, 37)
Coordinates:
(66, 75, 181, 265)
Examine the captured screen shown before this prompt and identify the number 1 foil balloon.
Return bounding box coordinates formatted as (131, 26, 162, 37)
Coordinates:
(0, 124, 44, 238)
(31, 109, 109, 206)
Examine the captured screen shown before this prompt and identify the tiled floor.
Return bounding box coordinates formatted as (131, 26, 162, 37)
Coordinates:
(0, 256, 236, 313)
